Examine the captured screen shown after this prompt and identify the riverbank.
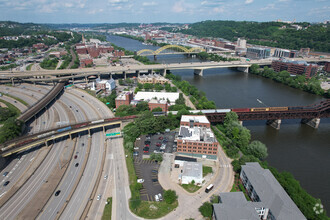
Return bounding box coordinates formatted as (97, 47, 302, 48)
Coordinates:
(212, 112, 329, 219)
(250, 64, 330, 98)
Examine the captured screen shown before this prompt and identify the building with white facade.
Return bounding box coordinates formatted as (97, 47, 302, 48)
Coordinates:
(134, 91, 179, 105)
(179, 161, 203, 185)
(91, 78, 116, 91)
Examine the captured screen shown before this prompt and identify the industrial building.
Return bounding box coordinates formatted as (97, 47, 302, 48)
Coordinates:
(134, 92, 179, 105)
(176, 115, 219, 160)
(137, 74, 169, 84)
(246, 47, 271, 59)
(115, 91, 134, 108)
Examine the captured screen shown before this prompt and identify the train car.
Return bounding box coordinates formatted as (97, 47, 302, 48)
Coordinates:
(288, 106, 304, 110)
(250, 108, 269, 112)
(215, 109, 231, 113)
(232, 108, 250, 112)
(57, 126, 72, 133)
(269, 107, 289, 111)
(190, 110, 203, 114)
(72, 122, 89, 129)
(91, 119, 105, 124)
(201, 109, 217, 114)
(37, 131, 55, 139)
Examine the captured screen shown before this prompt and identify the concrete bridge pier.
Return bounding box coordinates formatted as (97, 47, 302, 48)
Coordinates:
(153, 55, 157, 60)
(123, 71, 127, 80)
(301, 118, 320, 129)
(267, 119, 282, 130)
(136, 70, 140, 78)
(237, 67, 249, 73)
(194, 69, 203, 76)
(11, 78, 15, 86)
(85, 76, 88, 84)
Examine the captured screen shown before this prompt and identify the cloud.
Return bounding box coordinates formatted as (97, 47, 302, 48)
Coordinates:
(213, 7, 224, 13)
(260, 3, 276, 10)
(245, 0, 253, 4)
(142, 1, 157, 6)
(201, 0, 225, 6)
(172, 1, 185, 13)
(108, 0, 128, 3)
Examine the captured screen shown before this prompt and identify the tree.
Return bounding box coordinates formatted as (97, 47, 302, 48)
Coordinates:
(247, 140, 268, 159)
(163, 190, 177, 204)
(150, 153, 163, 162)
(199, 202, 213, 218)
(143, 83, 153, 91)
(152, 107, 163, 112)
(175, 93, 185, 105)
(135, 101, 149, 112)
(224, 112, 239, 127)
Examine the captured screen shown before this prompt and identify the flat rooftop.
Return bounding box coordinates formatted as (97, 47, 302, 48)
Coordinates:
(181, 115, 210, 124)
(178, 126, 216, 143)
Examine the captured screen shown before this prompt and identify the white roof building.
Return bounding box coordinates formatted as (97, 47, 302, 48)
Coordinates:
(179, 161, 203, 185)
(134, 92, 179, 105)
(181, 115, 210, 124)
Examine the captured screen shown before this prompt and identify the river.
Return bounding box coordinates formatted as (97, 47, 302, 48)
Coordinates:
(107, 35, 330, 212)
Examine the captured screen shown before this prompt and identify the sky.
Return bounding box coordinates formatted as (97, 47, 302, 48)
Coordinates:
(0, 0, 329, 24)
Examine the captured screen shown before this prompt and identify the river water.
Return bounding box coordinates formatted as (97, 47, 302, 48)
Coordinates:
(107, 35, 330, 212)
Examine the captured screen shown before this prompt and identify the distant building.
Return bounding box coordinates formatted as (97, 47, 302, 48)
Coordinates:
(134, 92, 179, 105)
(92, 78, 116, 91)
(33, 43, 47, 50)
(236, 38, 247, 49)
(148, 99, 168, 112)
(271, 60, 319, 78)
(273, 48, 291, 58)
(300, 48, 310, 57)
(174, 155, 197, 167)
(176, 115, 219, 160)
(246, 47, 270, 59)
(324, 62, 330, 73)
(138, 74, 168, 84)
(179, 161, 203, 185)
(115, 91, 134, 108)
(80, 58, 93, 68)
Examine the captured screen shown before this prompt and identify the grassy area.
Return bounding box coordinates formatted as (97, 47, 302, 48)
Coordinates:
(230, 174, 251, 201)
(203, 166, 213, 177)
(101, 197, 112, 220)
(4, 94, 29, 106)
(181, 183, 201, 193)
(134, 200, 178, 219)
(0, 99, 21, 116)
(26, 63, 33, 71)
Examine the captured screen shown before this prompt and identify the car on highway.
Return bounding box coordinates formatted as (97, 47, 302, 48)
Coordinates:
(97, 194, 102, 200)
(55, 190, 61, 196)
(74, 155, 78, 159)
(104, 175, 108, 180)
(3, 181, 10, 186)
(3, 171, 9, 177)
(75, 163, 79, 167)
(82, 143, 85, 146)
(143, 147, 149, 153)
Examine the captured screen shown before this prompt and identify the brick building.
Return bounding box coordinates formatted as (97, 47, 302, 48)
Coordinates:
(80, 58, 93, 67)
(324, 62, 330, 73)
(115, 91, 134, 108)
(271, 60, 319, 78)
(137, 74, 169, 84)
(176, 115, 219, 160)
(148, 99, 168, 112)
(113, 50, 125, 57)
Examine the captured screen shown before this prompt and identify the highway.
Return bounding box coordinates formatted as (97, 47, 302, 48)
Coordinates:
(59, 88, 113, 220)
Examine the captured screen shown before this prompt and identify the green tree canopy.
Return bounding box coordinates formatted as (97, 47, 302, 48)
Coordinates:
(247, 140, 268, 159)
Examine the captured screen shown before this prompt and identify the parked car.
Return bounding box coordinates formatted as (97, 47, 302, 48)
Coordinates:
(3, 171, 9, 177)
(152, 178, 158, 183)
(144, 140, 151, 145)
(154, 150, 161, 154)
(55, 190, 61, 196)
(158, 136, 163, 140)
(143, 147, 149, 153)
(133, 151, 139, 156)
(154, 194, 160, 202)
(137, 179, 144, 183)
(152, 170, 158, 173)
(158, 193, 163, 201)
(134, 146, 139, 150)
(156, 142, 161, 147)
(145, 144, 150, 147)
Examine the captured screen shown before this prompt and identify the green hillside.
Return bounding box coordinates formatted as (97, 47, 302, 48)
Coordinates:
(177, 20, 330, 53)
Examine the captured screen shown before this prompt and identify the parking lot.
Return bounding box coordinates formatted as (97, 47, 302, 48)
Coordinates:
(133, 131, 176, 201)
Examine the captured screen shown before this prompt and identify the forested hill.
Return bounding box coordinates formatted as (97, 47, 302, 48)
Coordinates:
(177, 20, 330, 53)
(0, 21, 49, 37)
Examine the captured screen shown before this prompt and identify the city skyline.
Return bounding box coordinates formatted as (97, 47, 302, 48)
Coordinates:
(0, 0, 329, 24)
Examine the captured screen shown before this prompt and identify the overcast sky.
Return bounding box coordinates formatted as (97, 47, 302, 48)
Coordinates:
(0, 0, 329, 24)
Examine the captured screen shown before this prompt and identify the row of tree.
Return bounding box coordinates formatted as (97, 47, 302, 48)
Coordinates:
(197, 52, 239, 62)
(166, 72, 216, 109)
(135, 82, 178, 93)
(250, 64, 329, 97)
(40, 57, 59, 70)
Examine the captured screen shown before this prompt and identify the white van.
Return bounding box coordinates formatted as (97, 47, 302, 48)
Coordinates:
(154, 194, 160, 202)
